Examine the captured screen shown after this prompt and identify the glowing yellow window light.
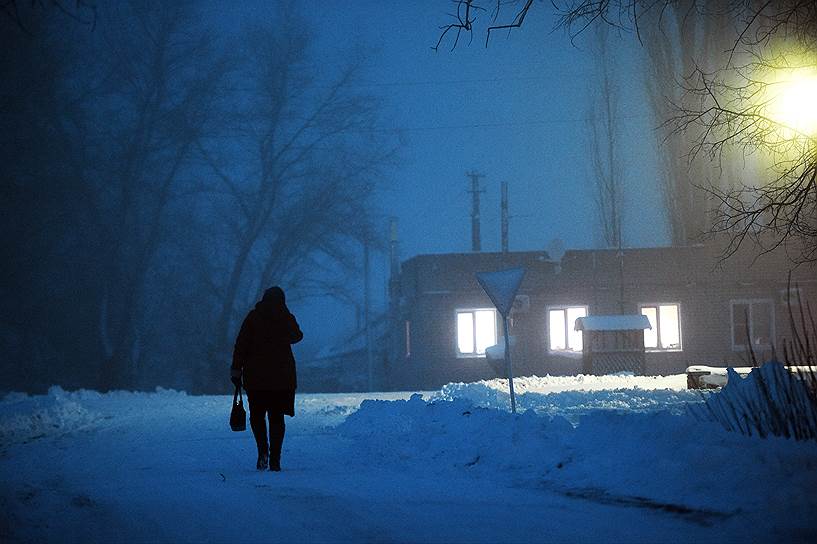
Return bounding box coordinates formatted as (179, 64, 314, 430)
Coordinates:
(766, 67, 817, 138)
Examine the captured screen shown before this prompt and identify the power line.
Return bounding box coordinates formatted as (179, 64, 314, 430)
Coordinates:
(336, 73, 591, 88)
(347, 113, 652, 134)
(204, 113, 654, 137)
(219, 73, 593, 94)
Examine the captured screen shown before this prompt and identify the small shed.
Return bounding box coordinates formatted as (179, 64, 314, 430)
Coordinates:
(575, 315, 652, 375)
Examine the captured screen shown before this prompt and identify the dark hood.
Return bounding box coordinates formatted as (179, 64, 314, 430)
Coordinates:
(262, 286, 285, 304)
(255, 287, 289, 319)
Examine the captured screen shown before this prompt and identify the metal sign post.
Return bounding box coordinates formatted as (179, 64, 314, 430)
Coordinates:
(475, 267, 526, 414)
(502, 314, 516, 413)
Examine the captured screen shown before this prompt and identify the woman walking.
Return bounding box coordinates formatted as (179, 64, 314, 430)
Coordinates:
(231, 286, 303, 471)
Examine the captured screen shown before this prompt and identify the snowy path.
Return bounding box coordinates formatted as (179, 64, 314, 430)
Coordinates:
(2, 386, 815, 543)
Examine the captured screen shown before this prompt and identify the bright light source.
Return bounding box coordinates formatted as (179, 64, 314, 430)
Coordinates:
(457, 312, 474, 354)
(642, 307, 658, 349)
(641, 304, 681, 351)
(456, 309, 497, 356)
(548, 310, 566, 350)
(659, 304, 680, 349)
(566, 307, 586, 351)
(548, 306, 586, 351)
(767, 68, 817, 137)
(474, 310, 497, 355)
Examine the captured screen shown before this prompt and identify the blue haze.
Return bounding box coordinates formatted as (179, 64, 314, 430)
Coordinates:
(217, 2, 667, 350)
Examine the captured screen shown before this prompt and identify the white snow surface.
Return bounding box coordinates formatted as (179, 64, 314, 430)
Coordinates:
(1, 375, 816, 543)
(574, 314, 651, 331)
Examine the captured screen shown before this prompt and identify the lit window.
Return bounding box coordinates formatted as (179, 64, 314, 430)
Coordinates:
(456, 309, 497, 357)
(731, 300, 774, 350)
(548, 306, 587, 352)
(640, 304, 682, 351)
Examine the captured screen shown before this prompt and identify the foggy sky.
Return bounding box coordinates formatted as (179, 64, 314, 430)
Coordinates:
(218, 1, 666, 350)
(4, 1, 669, 367)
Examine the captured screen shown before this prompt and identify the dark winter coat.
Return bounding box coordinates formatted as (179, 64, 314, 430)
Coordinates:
(231, 293, 303, 392)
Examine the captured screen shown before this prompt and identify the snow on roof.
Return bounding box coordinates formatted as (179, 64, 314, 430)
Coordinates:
(574, 315, 651, 331)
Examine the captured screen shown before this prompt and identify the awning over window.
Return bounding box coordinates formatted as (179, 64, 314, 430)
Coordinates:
(574, 315, 652, 331)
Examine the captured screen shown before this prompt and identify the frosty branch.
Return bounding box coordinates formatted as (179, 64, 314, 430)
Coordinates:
(669, 58, 817, 263)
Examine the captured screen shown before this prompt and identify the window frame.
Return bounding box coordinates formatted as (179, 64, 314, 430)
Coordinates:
(546, 304, 588, 353)
(730, 298, 775, 351)
(779, 287, 804, 307)
(454, 308, 498, 358)
(639, 302, 683, 352)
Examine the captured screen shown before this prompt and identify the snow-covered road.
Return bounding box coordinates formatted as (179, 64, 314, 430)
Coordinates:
(2, 378, 816, 543)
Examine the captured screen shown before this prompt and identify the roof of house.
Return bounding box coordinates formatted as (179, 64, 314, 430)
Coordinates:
(395, 240, 817, 300)
(312, 314, 388, 361)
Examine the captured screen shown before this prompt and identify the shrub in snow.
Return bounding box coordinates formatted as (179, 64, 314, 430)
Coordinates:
(696, 277, 817, 442)
(690, 362, 817, 441)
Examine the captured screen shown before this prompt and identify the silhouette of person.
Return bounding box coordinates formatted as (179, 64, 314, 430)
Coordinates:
(231, 286, 303, 471)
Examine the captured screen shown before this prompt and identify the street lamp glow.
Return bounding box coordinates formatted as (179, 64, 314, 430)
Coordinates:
(767, 68, 817, 137)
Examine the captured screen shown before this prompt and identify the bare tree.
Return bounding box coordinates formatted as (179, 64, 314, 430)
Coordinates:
(433, 0, 533, 51)
(197, 20, 396, 389)
(587, 23, 624, 248)
(3, 2, 396, 393)
(0, 1, 231, 391)
(434, 0, 817, 262)
(565, 2, 817, 262)
(0, 13, 99, 390)
(86, 1, 230, 388)
(640, 2, 736, 246)
(672, 52, 817, 263)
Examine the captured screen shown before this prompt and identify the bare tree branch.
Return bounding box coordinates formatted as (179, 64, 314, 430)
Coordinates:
(433, 0, 817, 262)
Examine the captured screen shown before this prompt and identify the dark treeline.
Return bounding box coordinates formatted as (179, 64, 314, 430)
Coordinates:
(1, 1, 396, 393)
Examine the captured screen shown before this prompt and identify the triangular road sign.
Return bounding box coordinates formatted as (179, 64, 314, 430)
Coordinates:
(475, 267, 526, 317)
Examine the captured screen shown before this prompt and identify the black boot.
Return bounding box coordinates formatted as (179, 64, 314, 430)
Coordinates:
(269, 439, 282, 471)
(256, 450, 269, 471)
(269, 412, 285, 472)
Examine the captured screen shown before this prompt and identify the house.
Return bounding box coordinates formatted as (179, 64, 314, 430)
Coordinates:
(385, 241, 816, 390)
(302, 315, 388, 392)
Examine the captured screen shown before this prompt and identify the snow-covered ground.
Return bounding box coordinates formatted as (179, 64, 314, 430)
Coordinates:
(1, 375, 816, 543)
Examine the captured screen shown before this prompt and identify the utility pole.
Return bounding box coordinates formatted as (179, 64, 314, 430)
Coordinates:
(617, 233, 625, 314)
(364, 238, 373, 391)
(387, 218, 400, 383)
(388, 218, 400, 316)
(501, 181, 509, 253)
(466, 171, 485, 252)
(616, 214, 625, 314)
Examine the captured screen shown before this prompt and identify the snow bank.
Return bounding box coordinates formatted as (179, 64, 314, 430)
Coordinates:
(339, 392, 817, 515)
(339, 394, 573, 469)
(434, 374, 697, 422)
(452, 373, 690, 393)
(0, 386, 189, 444)
(2, 377, 816, 540)
(0, 387, 101, 444)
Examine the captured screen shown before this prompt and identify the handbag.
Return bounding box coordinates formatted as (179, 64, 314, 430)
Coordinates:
(230, 384, 246, 432)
